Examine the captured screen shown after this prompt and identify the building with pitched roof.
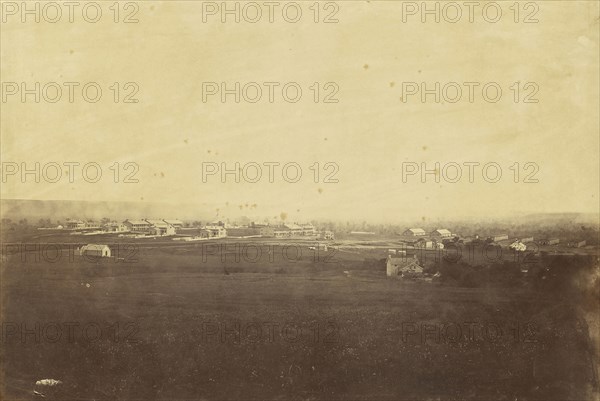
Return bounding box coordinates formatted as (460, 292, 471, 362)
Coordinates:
(80, 244, 111, 257)
(123, 219, 152, 233)
(163, 219, 184, 230)
(431, 229, 452, 238)
(403, 228, 426, 237)
(386, 254, 423, 277)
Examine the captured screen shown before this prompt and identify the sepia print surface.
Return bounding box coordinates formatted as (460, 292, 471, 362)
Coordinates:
(1, 1, 599, 400)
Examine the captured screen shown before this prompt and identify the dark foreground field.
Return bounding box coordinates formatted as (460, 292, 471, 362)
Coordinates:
(1, 243, 598, 400)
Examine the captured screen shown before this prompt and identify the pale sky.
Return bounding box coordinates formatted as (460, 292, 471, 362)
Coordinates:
(1, 1, 599, 223)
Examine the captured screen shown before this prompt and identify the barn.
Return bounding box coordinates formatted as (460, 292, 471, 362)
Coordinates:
(403, 228, 426, 237)
(80, 244, 111, 257)
(431, 229, 452, 238)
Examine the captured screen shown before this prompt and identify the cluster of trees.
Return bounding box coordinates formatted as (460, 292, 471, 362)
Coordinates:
(2, 218, 34, 227)
(425, 254, 598, 295)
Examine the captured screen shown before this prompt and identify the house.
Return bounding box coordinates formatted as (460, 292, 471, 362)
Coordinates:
(540, 238, 560, 245)
(209, 220, 227, 228)
(163, 219, 184, 231)
(520, 237, 534, 243)
(431, 229, 452, 238)
(84, 221, 100, 229)
(198, 229, 212, 239)
(65, 219, 85, 230)
(203, 225, 227, 238)
(386, 254, 423, 277)
(284, 223, 304, 236)
(123, 219, 152, 233)
(80, 244, 111, 257)
(568, 240, 587, 248)
(261, 227, 291, 238)
(403, 228, 426, 237)
(134, 219, 176, 236)
(300, 224, 317, 236)
(145, 219, 166, 230)
(103, 221, 128, 232)
(261, 224, 307, 238)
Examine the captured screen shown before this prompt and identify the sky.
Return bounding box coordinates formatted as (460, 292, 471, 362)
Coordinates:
(1, 1, 599, 223)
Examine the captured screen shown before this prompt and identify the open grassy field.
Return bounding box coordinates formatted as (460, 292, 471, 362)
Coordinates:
(1, 238, 598, 400)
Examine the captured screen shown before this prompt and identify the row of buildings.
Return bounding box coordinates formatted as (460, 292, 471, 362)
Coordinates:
(62, 219, 333, 241)
(111, 220, 227, 239)
(258, 223, 334, 240)
(64, 219, 185, 236)
(401, 227, 586, 248)
(403, 228, 453, 238)
(121, 219, 184, 235)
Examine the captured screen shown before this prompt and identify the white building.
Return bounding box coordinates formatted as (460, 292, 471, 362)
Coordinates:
(431, 229, 452, 238)
(80, 244, 111, 257)
(300, 224, 317, 236)
(103, 221, 128, 232)
(163, 219, 184, 231)
(144, 219, 176, 236)
(203, 225, 227, 238)
(65, 219, 85, 230)
(403, 228, 426, 237)
(123, 219, 152, 233)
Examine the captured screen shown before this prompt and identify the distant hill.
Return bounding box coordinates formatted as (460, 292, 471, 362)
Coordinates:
(521, 213, 600, 225)
(0, 199, 216, 222)
(1, 199, 598, 228)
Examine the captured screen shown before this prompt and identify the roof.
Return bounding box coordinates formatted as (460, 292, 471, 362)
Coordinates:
(82, 244, 110, 251)
(433, 229, 451, 235)
(125, 219, 150, 225)
(405, 228, 425, 234)
(387, 255, 421, 268)
(145, 219, 169, 227)
(145, 219, 164, 224)
(163, 219, 184, 225)
(284, 223, 303, 230)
